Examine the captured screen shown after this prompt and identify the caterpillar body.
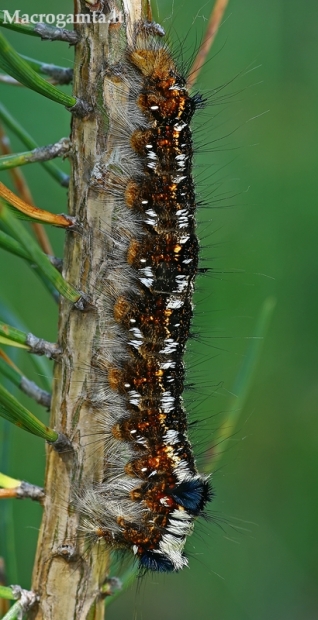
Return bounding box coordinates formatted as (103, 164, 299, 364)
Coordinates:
(77, 19, 213, 573)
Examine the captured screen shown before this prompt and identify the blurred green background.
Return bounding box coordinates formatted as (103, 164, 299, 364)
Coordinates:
(0, 0, 317, 618)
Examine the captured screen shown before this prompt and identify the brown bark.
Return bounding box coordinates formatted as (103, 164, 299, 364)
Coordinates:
(29, 1, 142, 618)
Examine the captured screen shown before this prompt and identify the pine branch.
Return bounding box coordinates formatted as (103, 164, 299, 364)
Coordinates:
(29, 2, 142, 619)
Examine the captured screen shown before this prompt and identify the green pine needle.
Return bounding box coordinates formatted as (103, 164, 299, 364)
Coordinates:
(0, 30, 76, 108)
(0, 472, 20, 489)
(0, 586, 16, 601)
(0, 205, 81, 304)
(0, 305, 52, 392)
(206, 296, 276, 470)
(1, 601, 21, 620)
(0, 230, 31, 261)
(0, 383, 57, 441)
(105, 566, 137, 608)
(0, 320, 30, 349)
(0, 10, 45, 37)
(0, 357, 22, 389)
(0, 229, 60, 302)
(0, 103, 69, 186)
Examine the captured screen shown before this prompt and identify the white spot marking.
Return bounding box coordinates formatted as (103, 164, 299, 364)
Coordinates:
(174, 121, 187, 132)
(167, 297, 184, 310)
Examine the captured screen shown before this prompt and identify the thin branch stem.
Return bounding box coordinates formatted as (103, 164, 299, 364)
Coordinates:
(0, 588, 38, 620)
(20, 378, 51, 409)
(0, 11, 79, 43)
(187, 0, 229, 89)
(26, 335, 61, 359)
(20, 56, 73, 84)
(0, 481, 44, 503)
(0, 320, 61, 359)
(0, 350, 51, 408)
(0, 139, 71, 172)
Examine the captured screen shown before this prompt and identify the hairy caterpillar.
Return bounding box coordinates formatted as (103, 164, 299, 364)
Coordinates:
(74, 10, 214, 573)
(0, 0, 249, 615)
